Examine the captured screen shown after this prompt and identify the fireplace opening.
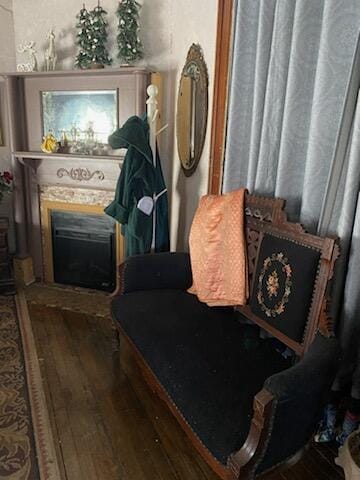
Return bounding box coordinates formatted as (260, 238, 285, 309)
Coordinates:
(51, 210, 116, 292)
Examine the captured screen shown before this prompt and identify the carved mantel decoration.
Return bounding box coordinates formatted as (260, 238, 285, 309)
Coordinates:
(57, 167, 105, 182)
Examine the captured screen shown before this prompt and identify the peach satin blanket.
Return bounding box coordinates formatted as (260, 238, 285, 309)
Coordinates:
(188, 189, 249, 306)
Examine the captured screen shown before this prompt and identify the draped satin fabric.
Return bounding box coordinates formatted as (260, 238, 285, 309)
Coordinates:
(188, 189, 249, 307)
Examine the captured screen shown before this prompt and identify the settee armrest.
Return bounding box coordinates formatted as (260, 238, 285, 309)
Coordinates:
(257, 333, 340, 475)
(116, 252, 192, 294)
(228, 333, 340, 478)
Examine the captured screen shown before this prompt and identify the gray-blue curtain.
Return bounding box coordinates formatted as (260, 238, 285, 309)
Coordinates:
(223, 0, 360, 396)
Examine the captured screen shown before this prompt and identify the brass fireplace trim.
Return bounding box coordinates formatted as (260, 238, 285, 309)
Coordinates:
(40, 200, 124, 291)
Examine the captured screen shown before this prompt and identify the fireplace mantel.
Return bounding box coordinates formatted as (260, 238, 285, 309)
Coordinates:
(14, 151, 124, 163)
(5, 67, 151, 284)
(2, 66, 149, 79)
(14, 151, 123, 189)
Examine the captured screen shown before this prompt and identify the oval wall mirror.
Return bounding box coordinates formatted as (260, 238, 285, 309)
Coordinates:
(176, 44, 209, 177)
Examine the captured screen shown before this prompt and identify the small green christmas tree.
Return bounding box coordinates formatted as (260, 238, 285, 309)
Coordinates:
(75, 5, 93, 68)
(89, 2, 112, 67)
(116, 0, 143, 65)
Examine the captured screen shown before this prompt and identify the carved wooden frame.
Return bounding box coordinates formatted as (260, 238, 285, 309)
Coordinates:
(177, 43, 209, 177)
(239, 193, 339, 357)
(113, 193, 339, 480)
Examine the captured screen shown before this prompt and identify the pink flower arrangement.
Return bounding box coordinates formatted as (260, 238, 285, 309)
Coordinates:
(0, 171, 13, 203)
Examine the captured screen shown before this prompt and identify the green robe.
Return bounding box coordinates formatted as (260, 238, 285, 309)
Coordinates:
(104, 115, 170, 257)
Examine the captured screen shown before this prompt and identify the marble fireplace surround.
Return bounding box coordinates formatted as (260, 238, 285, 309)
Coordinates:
(13, 152, 124, 282)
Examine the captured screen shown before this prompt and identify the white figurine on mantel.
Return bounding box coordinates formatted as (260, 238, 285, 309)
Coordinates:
(44, 28, 57, 71)
(17, 41, 38, 72)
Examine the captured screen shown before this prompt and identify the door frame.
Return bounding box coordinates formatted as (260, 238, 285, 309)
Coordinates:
(208, 0, 235, 194)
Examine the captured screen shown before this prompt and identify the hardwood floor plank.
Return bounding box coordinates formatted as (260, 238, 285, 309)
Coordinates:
(62, 311, 181, 479)
(312, 441, 343, 478)
(28, 303, 344, 480)
(118, 343, 219, 479)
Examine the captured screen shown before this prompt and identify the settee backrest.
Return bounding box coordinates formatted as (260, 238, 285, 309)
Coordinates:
(240, 193, 339, 356)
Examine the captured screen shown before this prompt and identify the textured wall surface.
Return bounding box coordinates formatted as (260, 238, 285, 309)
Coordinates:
(11, 0, 218, 251)
(0, 0, 15, 71)
(0, 0, 16, 251)
(166, 0, 217, 250)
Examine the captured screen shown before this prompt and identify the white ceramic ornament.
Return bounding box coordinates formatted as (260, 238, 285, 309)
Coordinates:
(17, 41, 38, 72)
(44, 28, 57, 71)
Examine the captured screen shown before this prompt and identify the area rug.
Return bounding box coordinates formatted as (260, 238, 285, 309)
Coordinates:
(24, 282, 111, 319)
(0, 292, 61, 479)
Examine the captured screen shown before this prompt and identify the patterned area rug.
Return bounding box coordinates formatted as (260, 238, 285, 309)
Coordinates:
(0, 292, 61, 479)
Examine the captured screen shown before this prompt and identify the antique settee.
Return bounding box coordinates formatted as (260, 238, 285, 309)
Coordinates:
(111, 194, 340, 479)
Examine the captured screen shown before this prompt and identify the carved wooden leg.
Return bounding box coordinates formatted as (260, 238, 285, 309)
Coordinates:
(227, 389, 274, 479)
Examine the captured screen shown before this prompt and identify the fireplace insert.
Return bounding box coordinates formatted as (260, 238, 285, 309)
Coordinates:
(51, 210, 116, 292)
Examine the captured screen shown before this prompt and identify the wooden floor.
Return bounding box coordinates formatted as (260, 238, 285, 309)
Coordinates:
(29, 304, 345, 480)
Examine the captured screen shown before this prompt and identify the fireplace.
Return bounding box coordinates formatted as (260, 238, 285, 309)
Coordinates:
(51, 210, 116, 292)
(4, 67, 149, 288)
(39, 196, 124, 293)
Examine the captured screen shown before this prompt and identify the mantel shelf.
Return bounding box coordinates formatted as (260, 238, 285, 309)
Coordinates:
(1, 66, 151, 79)
(13, 151, 124, 164)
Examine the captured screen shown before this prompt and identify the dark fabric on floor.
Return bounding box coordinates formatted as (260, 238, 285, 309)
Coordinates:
(112, 289, 291, 465)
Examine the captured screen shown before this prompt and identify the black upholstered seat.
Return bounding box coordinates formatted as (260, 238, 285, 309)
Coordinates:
(112, 289, 291, 464)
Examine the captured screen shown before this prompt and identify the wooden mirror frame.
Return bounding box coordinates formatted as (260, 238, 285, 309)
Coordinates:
(208, 0, 235, 194)
(176, 43, 209, 177)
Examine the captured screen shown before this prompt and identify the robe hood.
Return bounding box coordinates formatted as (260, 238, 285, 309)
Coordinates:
(108, 115, 153, 164)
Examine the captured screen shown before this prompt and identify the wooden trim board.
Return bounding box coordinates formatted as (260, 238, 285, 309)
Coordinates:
(208, 0, 235, 195)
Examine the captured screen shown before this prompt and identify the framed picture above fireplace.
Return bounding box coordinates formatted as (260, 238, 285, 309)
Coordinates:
(8, 67, 150, 155)
(41, 89, 118, 156)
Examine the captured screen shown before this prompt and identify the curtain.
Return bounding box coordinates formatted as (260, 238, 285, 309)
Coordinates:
(223, 0, 360, 395)
(328, 97, 360, 397)
(223, 0, 360, 228)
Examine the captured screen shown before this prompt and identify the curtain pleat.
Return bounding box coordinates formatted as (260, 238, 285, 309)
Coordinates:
(254, 0, 296, 195)
(274, 1, 325, 217)
(329, 95, 360, 396)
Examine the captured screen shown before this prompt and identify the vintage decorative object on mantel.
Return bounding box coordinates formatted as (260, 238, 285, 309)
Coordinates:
(116, 0, 143, 65)
(75, 2, 112, 69)
(176, 43, 209, 177)
(41, 132, 59, 153)
(17, 41, 38, 72)
(44, 28, 57, 71)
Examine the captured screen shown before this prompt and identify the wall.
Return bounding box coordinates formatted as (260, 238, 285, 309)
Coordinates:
(166, 1, 217, 250)
(0, 0, 16, 251)
(12, 0, 218, 251)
